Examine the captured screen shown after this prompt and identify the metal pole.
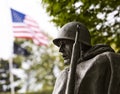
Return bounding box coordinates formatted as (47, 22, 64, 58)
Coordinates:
(9, 57, 15, 94)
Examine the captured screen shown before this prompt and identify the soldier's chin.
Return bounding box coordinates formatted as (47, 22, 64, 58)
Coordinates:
(64, 59, 70, 65)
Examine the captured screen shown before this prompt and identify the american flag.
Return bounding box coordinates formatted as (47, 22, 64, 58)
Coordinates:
(11, 8, 48, 46)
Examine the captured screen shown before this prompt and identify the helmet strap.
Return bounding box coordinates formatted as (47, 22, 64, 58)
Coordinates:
(79, 42, 83, 61)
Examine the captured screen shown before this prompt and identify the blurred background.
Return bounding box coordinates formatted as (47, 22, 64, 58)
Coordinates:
(0, 0, 120, 94)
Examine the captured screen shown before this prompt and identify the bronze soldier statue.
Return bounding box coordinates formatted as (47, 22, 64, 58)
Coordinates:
(52, 21, 120, 94)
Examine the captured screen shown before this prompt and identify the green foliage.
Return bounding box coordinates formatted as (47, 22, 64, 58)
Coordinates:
(14, 37, 64, 93)
(0, 33, 63, 93)
(0, 59, 21, 92)
(25, 89, 52, 94)
(42, 0, 120, 52)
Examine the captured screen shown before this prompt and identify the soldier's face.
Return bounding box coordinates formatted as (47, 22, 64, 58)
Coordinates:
(58, 39, 74, 65)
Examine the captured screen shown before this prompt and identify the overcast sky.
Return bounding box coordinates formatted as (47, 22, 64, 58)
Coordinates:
(0, 0, 58, 59)
(9, 0, 58, 37)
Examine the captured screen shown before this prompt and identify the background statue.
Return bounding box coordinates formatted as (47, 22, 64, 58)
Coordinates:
(52, 21, 120, 94)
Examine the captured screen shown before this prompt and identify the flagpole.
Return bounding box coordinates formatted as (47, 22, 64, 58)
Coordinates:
(0, 0, 15, 93)
(9, 57, 15, 94)
(0, 0, 15, 94)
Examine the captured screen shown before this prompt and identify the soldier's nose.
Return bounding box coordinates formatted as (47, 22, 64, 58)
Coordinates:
(59, 44, 64, 53)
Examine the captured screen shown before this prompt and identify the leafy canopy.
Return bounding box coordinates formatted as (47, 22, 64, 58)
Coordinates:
(42, 0, 120, 52)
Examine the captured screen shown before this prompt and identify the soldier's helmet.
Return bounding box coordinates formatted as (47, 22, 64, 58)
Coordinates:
(53, 21, 91, 47)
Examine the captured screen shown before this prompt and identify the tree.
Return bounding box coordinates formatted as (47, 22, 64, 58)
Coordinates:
(0, 59, 21, 93)
(41, 0, 120, 52)
(14, 37, 64, 93)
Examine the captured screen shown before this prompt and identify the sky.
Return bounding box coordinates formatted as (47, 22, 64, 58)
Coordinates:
(0, 0, 58, 60)
(9, 0, 58, 37)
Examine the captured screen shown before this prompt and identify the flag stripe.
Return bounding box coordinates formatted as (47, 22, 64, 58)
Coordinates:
(11, 8, 48, 46)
